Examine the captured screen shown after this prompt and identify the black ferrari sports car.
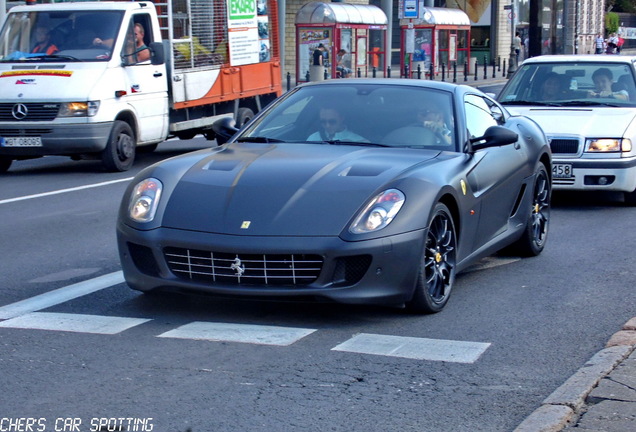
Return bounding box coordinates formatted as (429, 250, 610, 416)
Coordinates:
(117, 79, 551, 313)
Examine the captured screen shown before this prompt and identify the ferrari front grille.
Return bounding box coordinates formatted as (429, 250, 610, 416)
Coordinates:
(164, 247, 323, 286)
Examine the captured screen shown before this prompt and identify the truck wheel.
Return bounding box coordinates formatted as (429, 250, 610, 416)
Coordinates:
(236, 107, 254, 127)
(102, 120, 135, 172)
(0, 157, 12, 173)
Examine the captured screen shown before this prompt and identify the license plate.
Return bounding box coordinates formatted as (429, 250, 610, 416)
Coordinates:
(552, 163, 573, 178)
(0, 136, 43, 147)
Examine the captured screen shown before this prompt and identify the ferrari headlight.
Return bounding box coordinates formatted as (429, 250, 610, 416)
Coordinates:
(58, 101, 100, 117)
(350, 189, 405, 234)
(585, 138, 631, 152)
(128, 178, 162, 223)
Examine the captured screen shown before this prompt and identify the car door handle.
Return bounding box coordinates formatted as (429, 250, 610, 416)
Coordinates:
(153, 72, 163, 77)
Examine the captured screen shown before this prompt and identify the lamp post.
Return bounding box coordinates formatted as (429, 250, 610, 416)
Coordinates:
(504, 3, 516, 78)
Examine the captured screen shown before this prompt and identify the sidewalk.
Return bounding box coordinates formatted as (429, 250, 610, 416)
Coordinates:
(515, 318, 636, 432)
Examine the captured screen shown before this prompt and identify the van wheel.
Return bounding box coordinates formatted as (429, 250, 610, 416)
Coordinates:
(236, 107, 254, 127)
(102, 120, 135, 172)
(0, 157, 12, 173)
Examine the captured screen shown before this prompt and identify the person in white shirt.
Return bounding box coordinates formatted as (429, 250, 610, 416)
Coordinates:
(587, 67, 628, 100)
(307, 106, 367, 142)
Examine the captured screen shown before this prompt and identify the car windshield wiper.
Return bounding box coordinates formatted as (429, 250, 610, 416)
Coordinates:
(322, 140, 390, 147)
(235, 136, 286, 143)
(501, 100, 559, 106)
(557, 100, 622, 107)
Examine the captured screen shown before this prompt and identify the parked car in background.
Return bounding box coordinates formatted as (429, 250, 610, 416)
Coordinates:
(117, 80, 551, 314)
(498, 55, 636, 204)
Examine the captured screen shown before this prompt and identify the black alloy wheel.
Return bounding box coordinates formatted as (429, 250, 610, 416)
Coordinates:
(407, 202, 457, 314)
(510, 164, 550, 256)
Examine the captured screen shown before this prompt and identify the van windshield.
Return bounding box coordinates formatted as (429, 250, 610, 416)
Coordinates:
(0, 10, 123, 62)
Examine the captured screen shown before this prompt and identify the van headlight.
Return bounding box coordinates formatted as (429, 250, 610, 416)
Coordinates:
(128, 178, 162, 223)
(58, 101, 100, 117)
(585, 138, 632, 152)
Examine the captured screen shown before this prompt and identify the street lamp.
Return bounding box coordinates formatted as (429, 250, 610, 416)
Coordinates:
(504, 3, 516, 78)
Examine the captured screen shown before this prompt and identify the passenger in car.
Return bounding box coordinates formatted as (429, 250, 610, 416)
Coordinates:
(587, 68, 628, 100)
(416, 106, 452, 145)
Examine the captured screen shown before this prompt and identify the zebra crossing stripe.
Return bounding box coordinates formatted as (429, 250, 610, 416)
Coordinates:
(0, 312, 150, 335)
(157, 321, 317, 346)
(331, 333, 491, 363)
(0, 271, 125, 320)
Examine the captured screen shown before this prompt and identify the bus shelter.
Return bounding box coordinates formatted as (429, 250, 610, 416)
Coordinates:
(295, 1, 388, 82)
(400, 7, 470, 78)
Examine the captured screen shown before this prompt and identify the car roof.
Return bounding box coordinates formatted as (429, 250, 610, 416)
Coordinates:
(297, 78, 483, 96)
(520, 55, 636, 65)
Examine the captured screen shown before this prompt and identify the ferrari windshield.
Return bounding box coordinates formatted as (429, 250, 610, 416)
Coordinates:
(0, 10, 123, 62)
(240, 83, 458, 151)
(498, 62, 636, 107)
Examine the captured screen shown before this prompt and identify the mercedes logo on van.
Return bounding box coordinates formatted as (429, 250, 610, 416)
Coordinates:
(11, 103, 28, 120)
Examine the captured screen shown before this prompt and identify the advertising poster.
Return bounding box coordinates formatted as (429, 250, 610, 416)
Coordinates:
(227, 0, 260, 66)
(298, 28, 331, 80)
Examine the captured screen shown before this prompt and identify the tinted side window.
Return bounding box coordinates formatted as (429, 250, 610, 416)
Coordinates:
(464, 94, 498, 139)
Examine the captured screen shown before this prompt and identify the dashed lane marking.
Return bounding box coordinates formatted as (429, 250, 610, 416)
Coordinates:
(0, 312, 150, 335)
(0, 271, 125, 320)
(157, 322, 317, 346)
(332, 333, 491, 363)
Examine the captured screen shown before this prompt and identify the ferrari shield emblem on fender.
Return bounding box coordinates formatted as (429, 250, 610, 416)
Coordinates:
(241, 221, 251, 229)
(460, 179, 467, 196)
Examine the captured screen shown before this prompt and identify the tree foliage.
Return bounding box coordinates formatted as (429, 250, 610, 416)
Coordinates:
(606, 12, 620, 33)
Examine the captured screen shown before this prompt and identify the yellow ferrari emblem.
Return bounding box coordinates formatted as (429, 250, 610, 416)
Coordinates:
(460, 179, 467, 196)
(241, 221, 251, 229)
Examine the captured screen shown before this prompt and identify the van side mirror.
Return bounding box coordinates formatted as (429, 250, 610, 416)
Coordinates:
(149, 42, 165, 65)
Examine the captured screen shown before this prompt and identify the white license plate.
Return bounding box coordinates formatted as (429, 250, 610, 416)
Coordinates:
(0, 136, 43, 147)
(552, 163, 573, 178)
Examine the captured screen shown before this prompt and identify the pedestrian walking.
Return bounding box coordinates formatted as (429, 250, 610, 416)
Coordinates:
(595, 33, 605, 54)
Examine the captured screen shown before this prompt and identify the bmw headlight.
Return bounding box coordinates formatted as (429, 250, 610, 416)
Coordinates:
(350, 189, 405, 234)
(585, 138, 632, 152)
(128, 178, 162, 223)
(58, 101, 100, 117)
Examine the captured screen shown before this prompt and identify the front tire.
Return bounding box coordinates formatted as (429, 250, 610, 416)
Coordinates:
(101, 120, 135, 172)
(509, 164, 550, 256)
(406, 203, 457, 314)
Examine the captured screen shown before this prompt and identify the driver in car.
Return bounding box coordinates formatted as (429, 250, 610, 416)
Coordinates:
(307, 105, 367, 142)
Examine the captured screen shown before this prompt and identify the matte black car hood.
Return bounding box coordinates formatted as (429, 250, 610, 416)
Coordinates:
(161, 143, 439, 236)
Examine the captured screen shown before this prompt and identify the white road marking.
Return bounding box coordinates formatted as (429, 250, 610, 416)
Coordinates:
(0, 271, 124, 320)
(158, 322, 317, 346)
(0, 312, 150, 335)
(0, 177, 133, 205)
(331, 333, 491, 363)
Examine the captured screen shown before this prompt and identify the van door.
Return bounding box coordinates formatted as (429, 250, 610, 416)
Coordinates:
(120, 14, 168, 144)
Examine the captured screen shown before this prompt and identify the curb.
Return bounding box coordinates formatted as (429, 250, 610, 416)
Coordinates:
(514, 320, 636, 432)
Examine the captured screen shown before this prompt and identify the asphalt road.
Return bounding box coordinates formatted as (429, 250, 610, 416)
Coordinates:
(0, 138, 635, 432)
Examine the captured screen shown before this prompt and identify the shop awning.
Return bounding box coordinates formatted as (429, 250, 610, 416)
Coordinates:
(295, 1, 388, 26)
